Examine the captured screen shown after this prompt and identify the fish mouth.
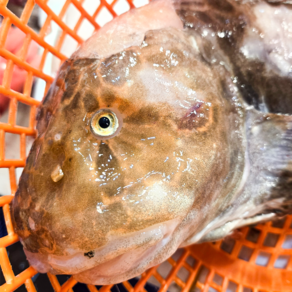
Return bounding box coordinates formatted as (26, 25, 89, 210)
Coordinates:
(23, 218, 180, 285)
(74, 237, 176, 285)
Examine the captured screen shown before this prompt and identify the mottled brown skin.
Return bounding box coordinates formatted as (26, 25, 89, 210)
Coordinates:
(176, 0, 292, 114)
(9, 0, 292, 283)
(12, 28, 244, 259)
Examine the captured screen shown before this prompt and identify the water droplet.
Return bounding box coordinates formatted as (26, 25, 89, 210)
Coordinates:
(217, 31, 225, 38)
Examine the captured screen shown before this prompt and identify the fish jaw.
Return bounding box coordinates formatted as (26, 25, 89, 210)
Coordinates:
(23, 218, 181, 283)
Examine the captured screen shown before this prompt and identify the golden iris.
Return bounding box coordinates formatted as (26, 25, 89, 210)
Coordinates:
(90, 109, 119, 137)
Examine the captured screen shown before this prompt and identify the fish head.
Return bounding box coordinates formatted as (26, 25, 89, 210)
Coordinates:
(11, 28, 241, 282)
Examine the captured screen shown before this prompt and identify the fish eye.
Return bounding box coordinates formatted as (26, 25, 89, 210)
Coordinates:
(99, 117, 110, 128)
(90, 109, 122, 139)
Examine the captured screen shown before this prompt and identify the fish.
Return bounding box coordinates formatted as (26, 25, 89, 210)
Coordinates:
(11, 0, 292, 285)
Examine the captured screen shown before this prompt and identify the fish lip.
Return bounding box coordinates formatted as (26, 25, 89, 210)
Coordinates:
(23, 218, 181, 279)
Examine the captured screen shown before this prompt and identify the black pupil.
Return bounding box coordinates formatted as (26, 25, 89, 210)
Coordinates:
(99, 117, 110, 129)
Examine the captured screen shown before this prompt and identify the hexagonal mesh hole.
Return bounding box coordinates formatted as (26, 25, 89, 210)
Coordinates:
(157, 260, 173, 279)
(82, 0, 101, 16)
(238, 245, 254, 262)
(196, 266, 210, 284)
(32, 273, 54, 291)
(7, 242, 29, 276)
(282, 235, 292, 249)
(5, 133, 20, 159)
(271, 217, 286, 229)
(243, 288, 253, 292)
(246, 228, 261, 243)
(16, 102, 31, 128)
(0, 168, 10, 196)
(168, 281, 182, 292)
(113, 0, 131, 15)
(220, 238, 235, 254)
(147, 275, 161, 289)
(263, 233, 280, 247)
(226, 280, 238, 292)
(95, 7, 114, 27)
(0, 266, 5, 286)
(177, 266, 190, 283)
(0, 207, 8, 238)
(274, 255, 290, 269)
(255, 252, 271, 267)
(212, 273, 223, 286)
(208, 287, 219, 292)
(172, 249, 184, 261)
(186, 255, 197, 268)
(13, 284, 26, 292)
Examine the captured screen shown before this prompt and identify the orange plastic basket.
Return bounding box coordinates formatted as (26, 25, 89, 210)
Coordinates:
(0, 0, 292, 292)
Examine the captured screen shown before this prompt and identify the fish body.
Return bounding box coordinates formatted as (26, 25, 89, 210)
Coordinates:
(11, 0, 292, 284)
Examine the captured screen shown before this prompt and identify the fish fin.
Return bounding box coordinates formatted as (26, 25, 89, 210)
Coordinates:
(242, 108, 292, 216)
(182, 108, 292, 246)
(187, 213, 274, 245)
(266, 0, 292, 4)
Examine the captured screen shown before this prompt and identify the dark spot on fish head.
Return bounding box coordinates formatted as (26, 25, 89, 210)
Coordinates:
(84, 251, 95, 258)
(83, 92, 99, 112)
(61, 69, 80, 102)
(178, 101, 213, 131)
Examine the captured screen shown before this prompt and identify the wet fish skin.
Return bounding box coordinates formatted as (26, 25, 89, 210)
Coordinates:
(176, 0, 292, 113)
(10, 0, 292, 285)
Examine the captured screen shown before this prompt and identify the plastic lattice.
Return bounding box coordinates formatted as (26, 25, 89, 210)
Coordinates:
(1, 0, 292, 292)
